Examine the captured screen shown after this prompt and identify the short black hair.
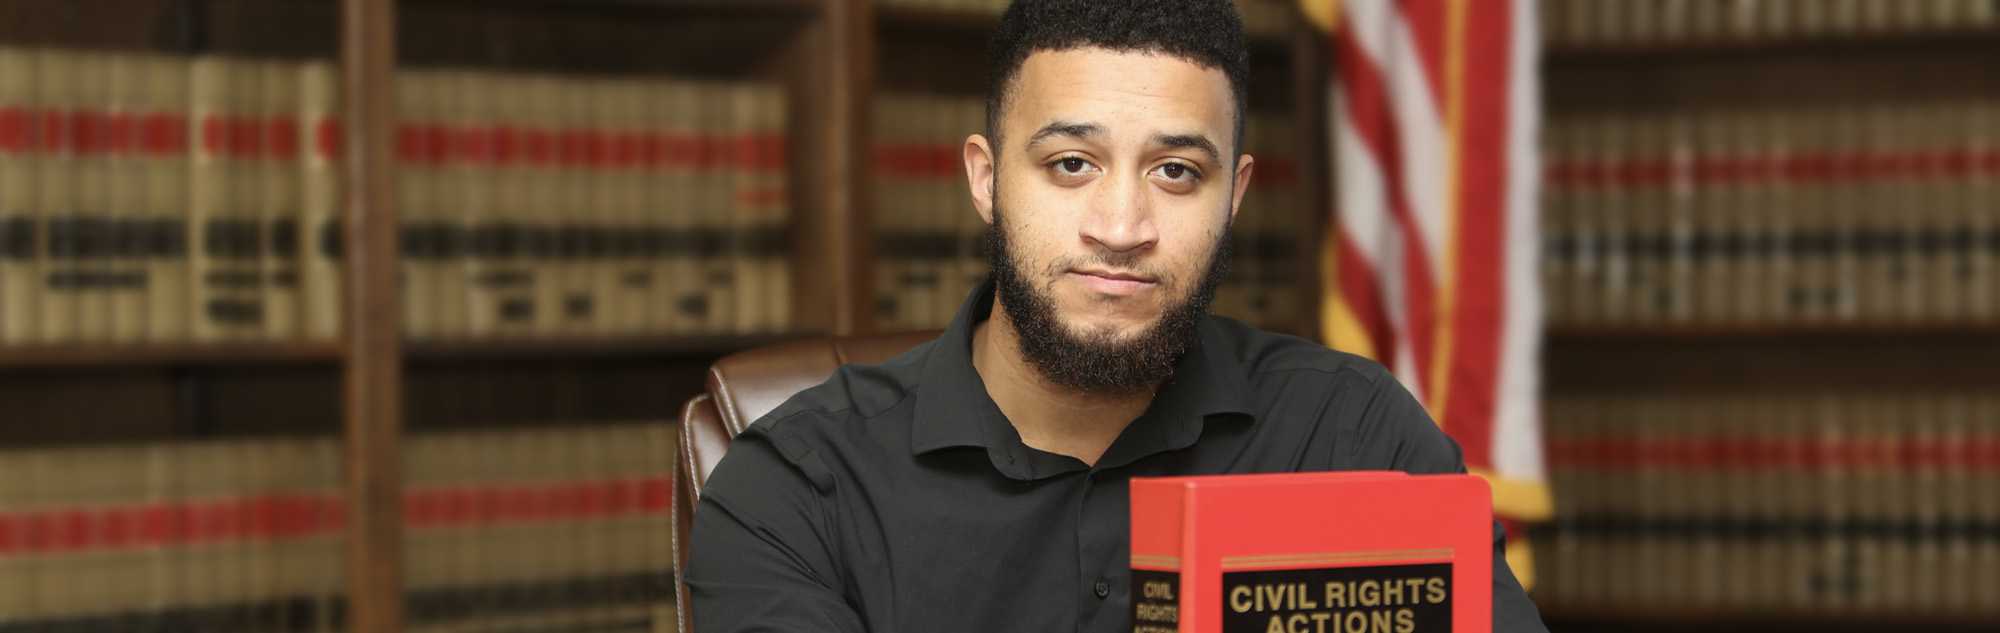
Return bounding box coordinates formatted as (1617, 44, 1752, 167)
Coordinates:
(985, 0, 1251, 155)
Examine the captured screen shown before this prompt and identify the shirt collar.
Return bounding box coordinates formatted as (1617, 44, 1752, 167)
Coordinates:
(909, 277, 1258, 479)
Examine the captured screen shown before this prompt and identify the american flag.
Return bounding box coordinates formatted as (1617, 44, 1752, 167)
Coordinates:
(1303, 0, 1552, 585)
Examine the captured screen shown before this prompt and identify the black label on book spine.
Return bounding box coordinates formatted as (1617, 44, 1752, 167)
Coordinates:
(1131, 568, 1180, 633)
(1219, 563, 1452, 633)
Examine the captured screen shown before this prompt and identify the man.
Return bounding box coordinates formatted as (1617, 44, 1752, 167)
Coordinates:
(685, 1, 1547, 631)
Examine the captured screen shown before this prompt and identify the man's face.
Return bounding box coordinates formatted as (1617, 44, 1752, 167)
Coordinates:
(966, 47, 1254, 391)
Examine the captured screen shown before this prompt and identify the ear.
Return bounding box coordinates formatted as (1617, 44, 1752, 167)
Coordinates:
(964, 133, 998, 225)
(1228, 153, 1255, 223)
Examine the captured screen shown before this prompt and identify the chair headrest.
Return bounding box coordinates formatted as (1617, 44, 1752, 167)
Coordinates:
(703, 330, 943, 435)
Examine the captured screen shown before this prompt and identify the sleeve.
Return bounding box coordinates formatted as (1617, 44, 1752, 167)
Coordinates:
(1349, 372, 1550, 633)
(684, 428, 867, 633)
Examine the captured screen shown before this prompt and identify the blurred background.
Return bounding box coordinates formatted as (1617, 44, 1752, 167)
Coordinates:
(0, 0, 1995, 632)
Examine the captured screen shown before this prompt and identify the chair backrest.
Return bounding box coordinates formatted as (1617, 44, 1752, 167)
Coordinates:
(671, 330, 942, 633)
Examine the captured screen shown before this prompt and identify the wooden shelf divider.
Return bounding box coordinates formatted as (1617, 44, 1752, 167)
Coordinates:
(341, 0, 405, 631)
(0, 342, 346, 369)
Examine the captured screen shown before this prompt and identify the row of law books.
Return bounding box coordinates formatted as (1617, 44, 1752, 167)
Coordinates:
(1541, 103, 2000, 328)
(1535, 391, 2000, 614)
(868, 91, 1304, 333)
(874, 0, 1296, 38)
(0, 46, 792, 348)
(1541, 0, 2000, 46)
(0, 422, 676, 633)
(395, 67, 790, 342)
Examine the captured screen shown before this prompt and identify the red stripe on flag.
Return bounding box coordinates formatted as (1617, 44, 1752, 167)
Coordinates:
(1334, 20, 1439, 395)
(1335, 229, 1398, 369)
(1437, 0, 1514, 471)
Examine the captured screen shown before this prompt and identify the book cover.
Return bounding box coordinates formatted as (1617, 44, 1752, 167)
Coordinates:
(1129, 471, 1492, 633)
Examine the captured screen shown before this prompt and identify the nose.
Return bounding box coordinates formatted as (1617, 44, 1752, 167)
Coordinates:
(1079, 170, 1159, 253)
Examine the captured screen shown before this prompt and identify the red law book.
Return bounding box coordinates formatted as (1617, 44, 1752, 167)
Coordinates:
(1130, 472, 1492, 633)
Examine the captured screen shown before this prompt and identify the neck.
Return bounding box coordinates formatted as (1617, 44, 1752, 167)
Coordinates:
(971, 296, 1158, 467)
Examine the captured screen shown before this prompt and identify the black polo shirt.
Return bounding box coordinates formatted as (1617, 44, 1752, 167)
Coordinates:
(687, 278, 1547, 633)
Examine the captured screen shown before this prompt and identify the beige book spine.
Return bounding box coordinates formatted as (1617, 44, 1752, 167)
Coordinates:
(488, 72, 539, 337)
(105, 53, 148, 343)
(142, 442, 179, 620)
(602, 79, 649, 336)
(186, 57, 234, 342)
(458, 71, 502, 338)
(431, 71, 470, 341)
(299, 61, 341, 342)
(241, 439, 285, 630)
(1563, 117, 1602, 327)
(746, 82, 789, 334)
(259, 60, 304, 341)
(0, 446, 37, 620)
(559, 77, 601, 336)
(141, 55, 190, 344)
(397, 69, 438, 341)
(0, 48, 37, 344)
(1594, 115, 1633, 324)
(65, 51, 111, 343)
(656, 80, 703, 335)
(1541, 120, 1571, 328)
(34, 49, 81, 344)
(638, 80, 678, 336)
(524, 74, 566, 337)
(26, 446, 148, 619)
(696, 81, 736, 335)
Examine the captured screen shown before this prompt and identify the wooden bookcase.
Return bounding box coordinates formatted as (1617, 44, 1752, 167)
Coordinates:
(0, 0, 1330, 630)
(1536, 25, 2000, 633)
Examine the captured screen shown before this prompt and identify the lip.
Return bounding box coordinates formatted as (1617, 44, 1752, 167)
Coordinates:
(1068, 269, 1158, 295)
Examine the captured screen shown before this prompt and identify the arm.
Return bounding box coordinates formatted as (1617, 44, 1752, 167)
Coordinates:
(1351, 373, 1550, 633)
(685, 430, 867, 633)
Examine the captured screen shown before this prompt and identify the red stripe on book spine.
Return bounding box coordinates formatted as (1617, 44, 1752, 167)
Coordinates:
(74, 110, 109, 155)
(0, 107, 30, 153)
(108, 112, 138, 156)
(41, 109, 75, 153)
(315, 117, 341, 159)
(267, 117, 300, 158)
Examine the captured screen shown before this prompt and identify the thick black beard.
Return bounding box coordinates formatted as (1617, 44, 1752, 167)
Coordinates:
(986, 205, 1232, 395)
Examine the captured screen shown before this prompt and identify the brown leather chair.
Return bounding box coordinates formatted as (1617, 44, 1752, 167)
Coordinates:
(671, 330, 943, 633)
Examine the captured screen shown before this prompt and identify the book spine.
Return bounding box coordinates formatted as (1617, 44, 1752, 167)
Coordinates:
(430, 70, 469, 341)
(397, 68, 438, 341)
(0, 47, 37, 344)
(259, 60, 304, 341)
(104, 53, 147, 343)
(487, 72, 538, 337)
(141, 55, 191, 344)
(298, 61, 341, 342)
(459, 71, 503, 339)
(1126, 478, 1186, 633)
(35, 48, 82, 344)
(696, 82, 735, 335)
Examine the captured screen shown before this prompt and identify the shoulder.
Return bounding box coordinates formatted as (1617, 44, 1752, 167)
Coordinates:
(1203, 314, 1398, 388)
(721, 340, 933, 486)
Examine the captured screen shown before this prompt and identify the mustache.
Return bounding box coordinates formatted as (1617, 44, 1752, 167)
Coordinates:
(1040, 249, 1174, 288)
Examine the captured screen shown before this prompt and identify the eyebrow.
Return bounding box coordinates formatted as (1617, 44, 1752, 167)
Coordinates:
(1153, 132, 1221, 164)
(1022, 120, 1223, 164)
(1025, 121, 1105, 148)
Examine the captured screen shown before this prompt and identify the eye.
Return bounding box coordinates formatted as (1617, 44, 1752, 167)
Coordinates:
(1150, 161, 1202, 190)
(1055, 156, 1090, 174)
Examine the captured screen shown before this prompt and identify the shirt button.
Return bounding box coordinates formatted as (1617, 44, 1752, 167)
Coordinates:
(1094, 579, 1110, 599)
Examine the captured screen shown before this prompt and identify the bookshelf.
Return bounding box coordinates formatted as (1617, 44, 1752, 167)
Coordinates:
(0, 0, 1332, 630)
(1535, 3, 2000, 631)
